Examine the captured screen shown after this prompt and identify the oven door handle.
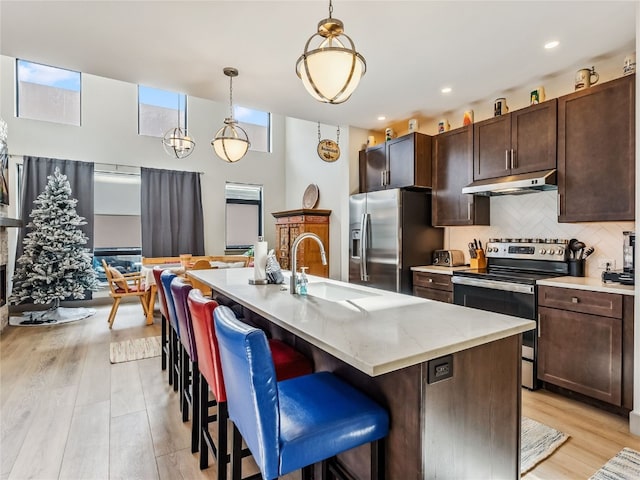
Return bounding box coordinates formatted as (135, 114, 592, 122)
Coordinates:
(451, 276, 535, 294)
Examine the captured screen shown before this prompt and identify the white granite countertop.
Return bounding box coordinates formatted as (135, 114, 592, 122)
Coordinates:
(411, 265, 470, 275)
(188, 268, 535, 377)
(537, 276, 635, 295)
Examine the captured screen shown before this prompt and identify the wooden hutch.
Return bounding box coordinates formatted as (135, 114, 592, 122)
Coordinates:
(272, 209, 330, 278)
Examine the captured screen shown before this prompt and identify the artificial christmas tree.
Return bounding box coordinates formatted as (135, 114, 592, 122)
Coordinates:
(11, 167, 98, 323)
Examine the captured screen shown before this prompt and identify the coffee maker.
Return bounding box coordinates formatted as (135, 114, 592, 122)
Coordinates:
(602, 231, 635, 285)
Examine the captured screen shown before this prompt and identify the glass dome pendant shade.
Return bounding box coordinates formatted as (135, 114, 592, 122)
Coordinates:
(162, 98, 195, 159)
(162, 126, 195, 159)
(296, 1, 366, 104)
(212, 67, 251, 163)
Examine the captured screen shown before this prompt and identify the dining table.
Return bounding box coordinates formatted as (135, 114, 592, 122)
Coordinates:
(140, 263, 185, 325)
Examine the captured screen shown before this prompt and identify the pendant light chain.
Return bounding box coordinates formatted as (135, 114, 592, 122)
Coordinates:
(317, 122, 340, 146)
(328, 0, 333, 18)
(228, 75, 234, 119)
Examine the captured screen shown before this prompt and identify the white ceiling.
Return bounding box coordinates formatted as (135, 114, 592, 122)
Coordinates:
(0, 1, 636, 130)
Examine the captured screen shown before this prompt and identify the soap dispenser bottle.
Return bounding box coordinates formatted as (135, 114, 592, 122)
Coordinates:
(297, 267, 309, 295)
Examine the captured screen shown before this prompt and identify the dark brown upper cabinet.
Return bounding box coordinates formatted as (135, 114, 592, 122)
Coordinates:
(473, 99, 557, 181)
(558, 74, 635, 222)
(360, 132, 432, 192)
(432, 125, 489, 226)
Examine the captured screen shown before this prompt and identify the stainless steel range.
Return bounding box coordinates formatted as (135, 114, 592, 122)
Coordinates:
(451, 238, 570, 390)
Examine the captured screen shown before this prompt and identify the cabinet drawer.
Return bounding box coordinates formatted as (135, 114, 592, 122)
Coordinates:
(413, 286, 453, 303)
(538, 286, 622, 318)
(413, 272, 452, 291)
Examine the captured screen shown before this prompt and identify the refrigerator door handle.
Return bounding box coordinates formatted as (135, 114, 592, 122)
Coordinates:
(361, 213, 370, 281)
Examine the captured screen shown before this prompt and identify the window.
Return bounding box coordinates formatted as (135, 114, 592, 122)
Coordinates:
(225, 183, 263, 250)
(234, 106, 271, 153)
(93, 170, 142, 286)
(138, 85, 186, 137)
(16, 59, 81, 125)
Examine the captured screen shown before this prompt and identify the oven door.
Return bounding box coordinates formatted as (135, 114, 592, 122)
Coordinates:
(451, 276, 537, 389)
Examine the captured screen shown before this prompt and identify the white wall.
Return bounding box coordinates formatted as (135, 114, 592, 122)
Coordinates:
(0, 55, 286, 257)
(284, 118, 351, 280)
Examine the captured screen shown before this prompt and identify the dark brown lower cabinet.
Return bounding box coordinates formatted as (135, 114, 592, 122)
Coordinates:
(537, 286, 634, 409)
(412, 271, 453, 303)
(538, 305, 621, 405)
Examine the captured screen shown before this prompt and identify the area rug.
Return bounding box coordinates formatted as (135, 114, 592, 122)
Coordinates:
(110, 336, 162, 364)
(521, 416, 569, 474)
(9, 307, 96, 326)
(589, 448, 640, 480)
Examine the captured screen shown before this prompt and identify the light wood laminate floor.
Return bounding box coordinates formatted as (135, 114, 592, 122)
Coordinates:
(1, 301, 638, 479)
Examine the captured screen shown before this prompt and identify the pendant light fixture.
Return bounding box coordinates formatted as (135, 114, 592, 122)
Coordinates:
(296, 0, 366, 104)
(211, 67, 250, 163)
(162, 95, 195, 159)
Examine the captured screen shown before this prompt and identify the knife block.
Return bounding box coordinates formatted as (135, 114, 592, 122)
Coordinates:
(470, 250, 487, 270)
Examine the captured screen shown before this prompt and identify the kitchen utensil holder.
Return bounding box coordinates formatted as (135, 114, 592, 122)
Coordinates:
(470, 251, 487, 270)
(568, 259, 585, 277)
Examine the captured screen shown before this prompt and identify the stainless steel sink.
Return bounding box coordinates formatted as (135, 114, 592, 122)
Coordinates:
(306, 282, 380, 302)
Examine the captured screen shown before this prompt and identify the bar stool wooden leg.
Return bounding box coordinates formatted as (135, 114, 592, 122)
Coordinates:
(191, 361, 200, 453)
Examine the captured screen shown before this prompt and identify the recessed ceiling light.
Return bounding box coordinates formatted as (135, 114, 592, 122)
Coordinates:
(377, 115, 386, 121)
(441, 87, 452, 94)
(544, 40, 559, 49)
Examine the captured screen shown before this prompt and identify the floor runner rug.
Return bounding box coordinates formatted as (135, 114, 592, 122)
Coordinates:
(521, 416, 570, 474)
(589, 448, 640, 480)
(110, 336, 162, 364)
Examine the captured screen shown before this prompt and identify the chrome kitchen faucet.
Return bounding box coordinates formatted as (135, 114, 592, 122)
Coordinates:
(290, 232, 327, 294)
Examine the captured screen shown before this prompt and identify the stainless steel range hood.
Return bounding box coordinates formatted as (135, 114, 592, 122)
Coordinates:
(462, 169, 557, 196)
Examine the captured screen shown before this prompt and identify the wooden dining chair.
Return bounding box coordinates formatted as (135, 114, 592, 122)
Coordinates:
(102, 259, 149, 329)
(208, 255, 251, 267)
(189, 259, 213, 296)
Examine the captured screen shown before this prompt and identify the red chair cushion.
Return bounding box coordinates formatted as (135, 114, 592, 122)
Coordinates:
(268, 339, 313, 381)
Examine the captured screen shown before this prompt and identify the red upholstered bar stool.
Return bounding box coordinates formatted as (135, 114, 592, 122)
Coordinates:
(187, 289, 313, 478)
(152, 267, 172, 382)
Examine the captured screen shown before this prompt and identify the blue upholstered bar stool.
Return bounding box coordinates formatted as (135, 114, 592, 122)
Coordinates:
(214, 305, 390, 480)
(188, 289, 314, 478)
(160, 270, 181, 394)
(170, 276, 200, 453)
(152, 267, 172, 382)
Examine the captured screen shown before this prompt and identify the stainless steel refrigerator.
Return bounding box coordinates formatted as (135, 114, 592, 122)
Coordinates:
(349, 188, 444, 294)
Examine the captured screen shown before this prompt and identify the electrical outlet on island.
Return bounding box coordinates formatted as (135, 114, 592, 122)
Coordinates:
(597, 259, 616, 270)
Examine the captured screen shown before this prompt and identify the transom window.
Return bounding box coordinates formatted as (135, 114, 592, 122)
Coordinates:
(234, 106, 271, 153)
(138, 85, 186, 138)
(16, 59, 81, 126)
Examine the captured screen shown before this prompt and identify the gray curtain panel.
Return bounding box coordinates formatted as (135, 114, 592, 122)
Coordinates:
(140, 167, 204, 257)
(17, 156, 95, 298)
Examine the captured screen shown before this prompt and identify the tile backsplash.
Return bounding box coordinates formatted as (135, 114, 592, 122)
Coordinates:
(445, 191, 634, 278)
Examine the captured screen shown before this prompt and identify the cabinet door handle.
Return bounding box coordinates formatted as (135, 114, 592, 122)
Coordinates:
(386, 170, 390, 185)
(467, 202, 472, 220)
(557, 194, 561, 216)
(380, 171, 385, 187)
(505, 150, 510, 170)
(571, 297, 579, 303)
(510, 149, 516, 169)
(537, 313, 541, 338)
(428, 278, 433, 283)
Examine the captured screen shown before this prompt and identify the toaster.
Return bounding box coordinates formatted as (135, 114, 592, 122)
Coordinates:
(432, 249, 465, 267)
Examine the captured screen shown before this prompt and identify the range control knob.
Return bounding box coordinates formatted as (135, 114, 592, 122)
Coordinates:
(539, 248, 547, 255)
(557, 248, 565, 256)
(548, 248, 555, 255)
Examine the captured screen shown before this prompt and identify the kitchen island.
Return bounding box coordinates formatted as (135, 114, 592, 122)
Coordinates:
(188, 268, 535, 479)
